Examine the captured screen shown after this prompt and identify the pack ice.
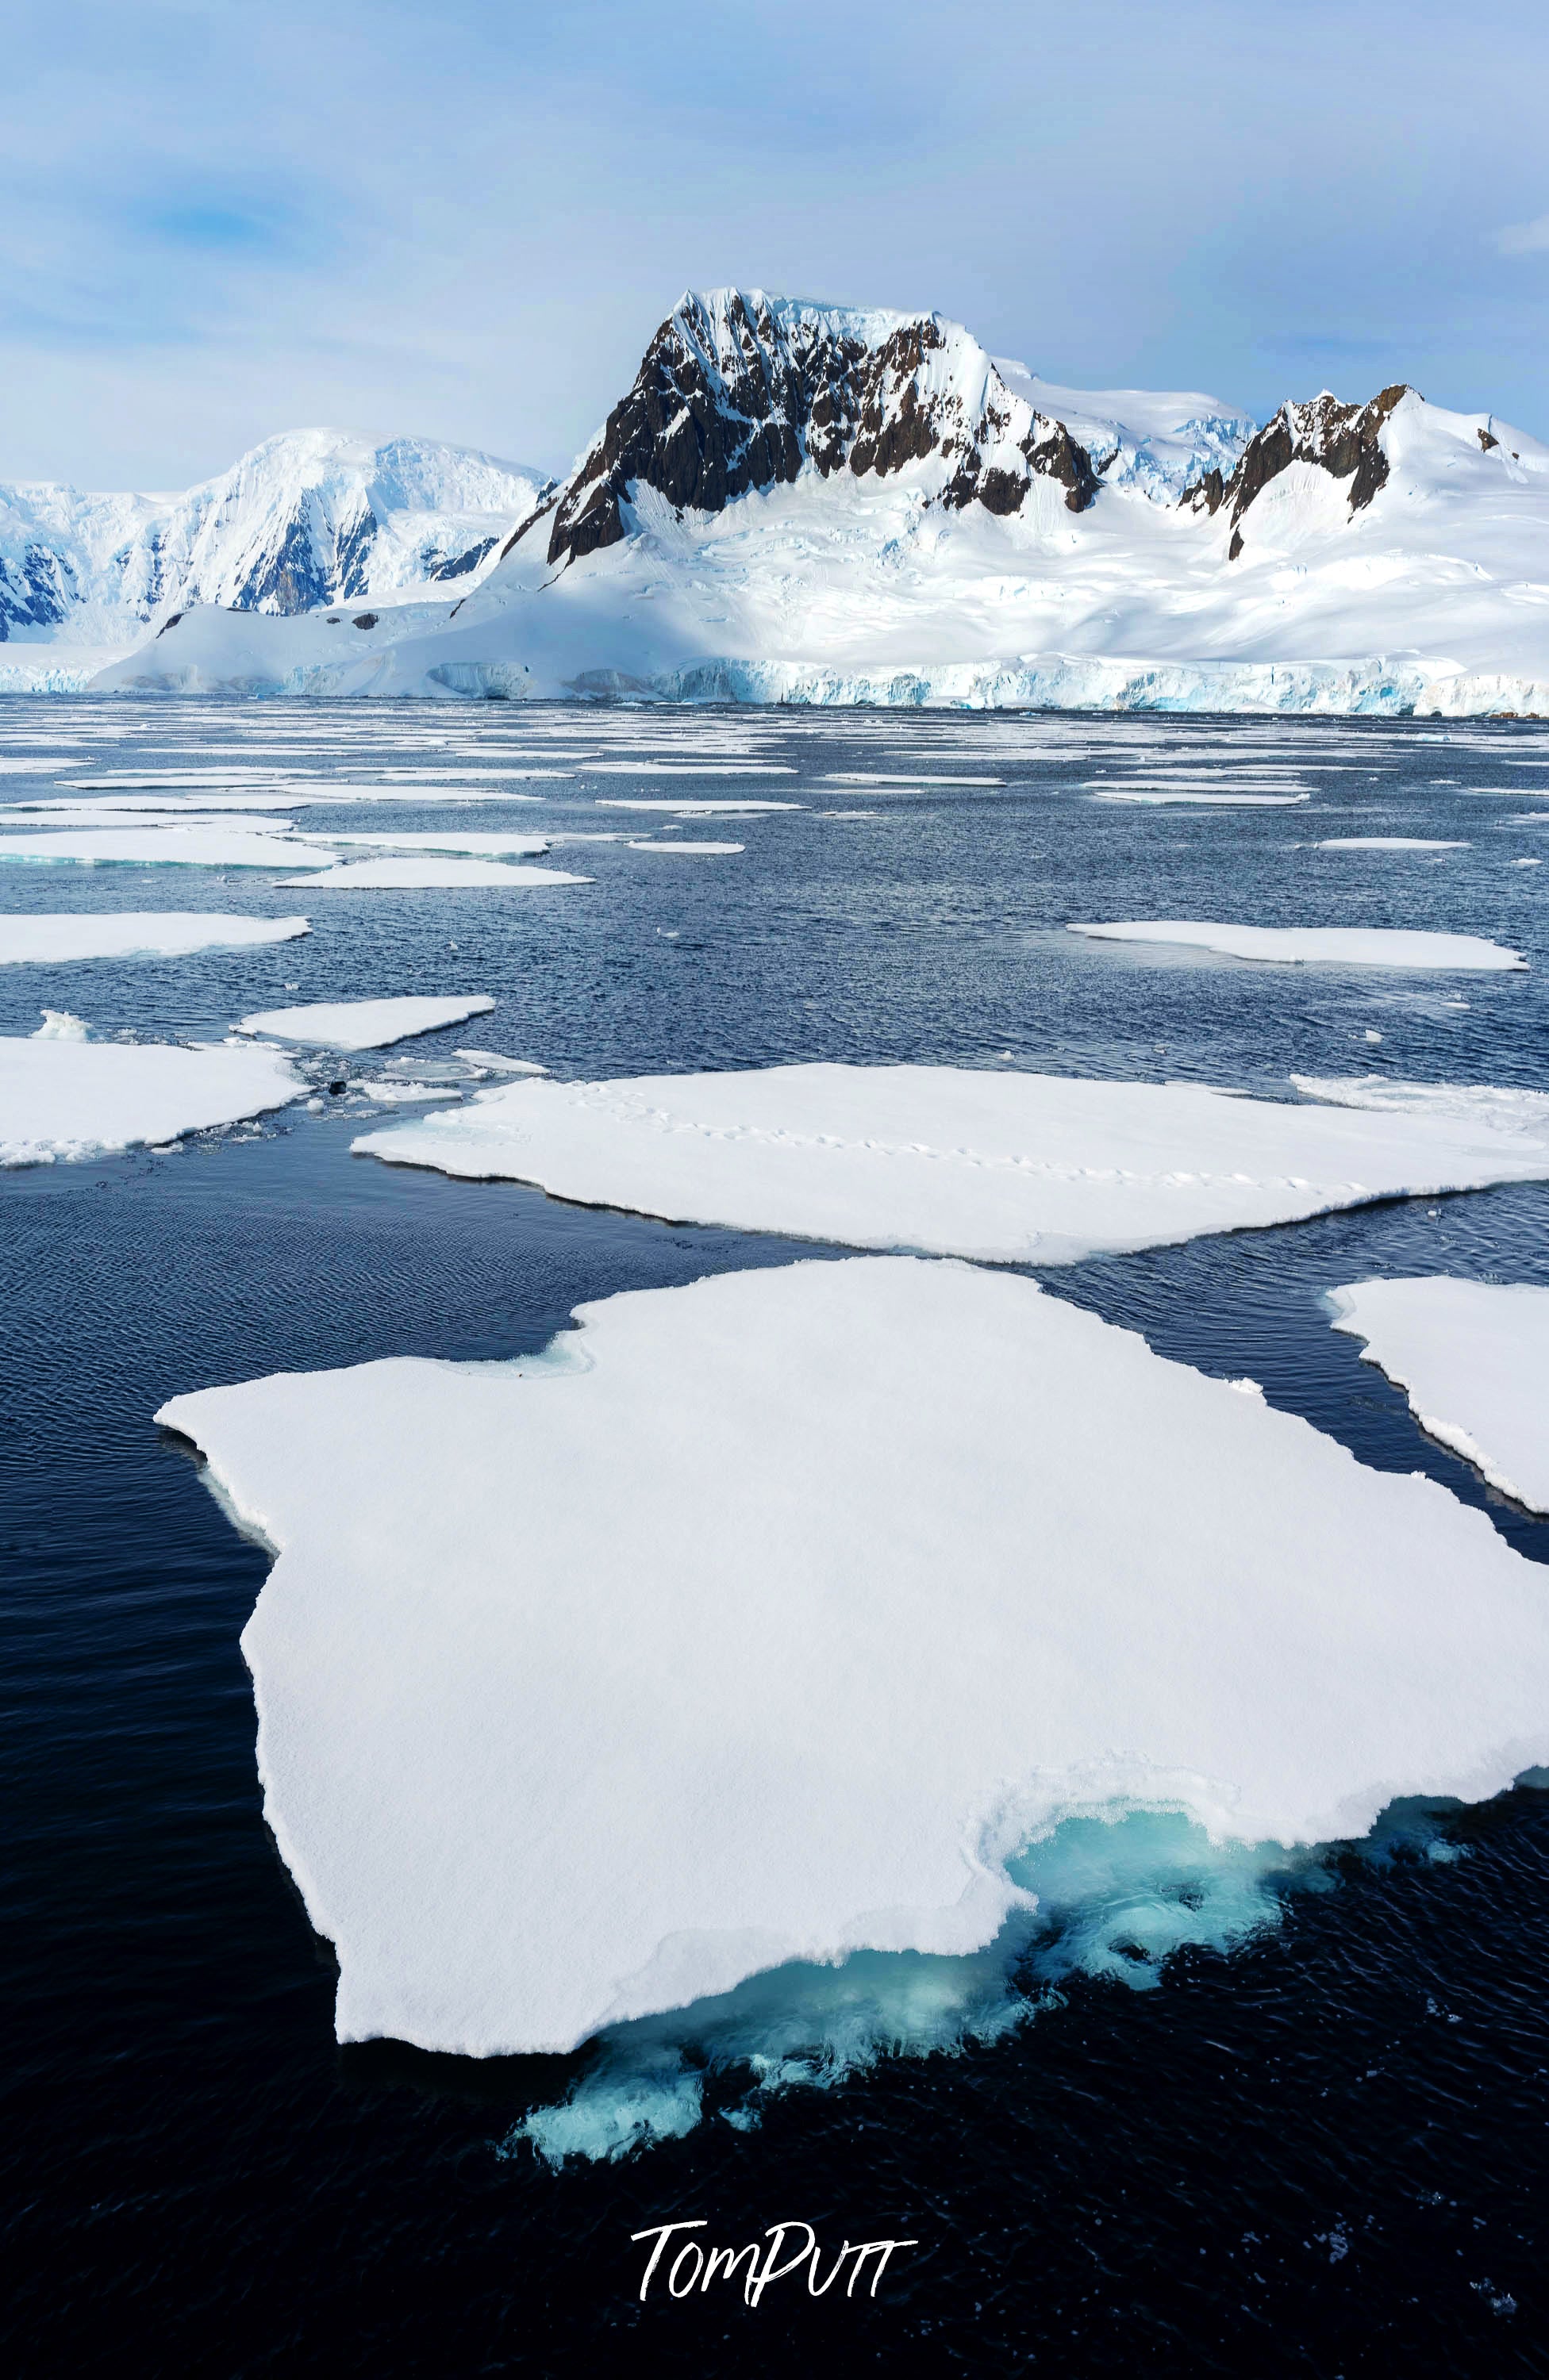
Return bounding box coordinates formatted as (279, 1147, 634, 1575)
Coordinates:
(235, 996, 495, 1050)
(0, 914, 310, 964)
(1068, 922, 1526, 969)
(156, 1257, 1549, 2059)
(1330, 1276, 1549, 1514)
(1, 1036, 302, 1164)
(354, 1063, 1549, 1265)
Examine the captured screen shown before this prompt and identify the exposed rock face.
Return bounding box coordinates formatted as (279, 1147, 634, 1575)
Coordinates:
(0, 543, 74, 639)
(539, 290, 1101, 569)
(1184, 386, 1413, 556)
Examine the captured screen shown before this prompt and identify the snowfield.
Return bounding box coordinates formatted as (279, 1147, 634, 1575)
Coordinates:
(156, 1257, 1549, 2057)
(1329, 1277, 1549, 1513)
(0, 1035, 302, 1164)
(354, 1064, 1549, 1264)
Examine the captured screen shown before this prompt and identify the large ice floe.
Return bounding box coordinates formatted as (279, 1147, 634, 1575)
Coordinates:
(353, 1063, 1549, 1265)
(156, 1257, 1549, 2063)
(234, 995, 495, 1050)
(1329, 1276, 1549, 1514)
(0, 913, 310, 964)
(1, 1035, 301, 1163)
(1068, 922, 1527, 969)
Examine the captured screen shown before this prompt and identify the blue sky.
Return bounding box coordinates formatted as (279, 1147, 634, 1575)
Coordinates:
(2, 0, 1547, 485)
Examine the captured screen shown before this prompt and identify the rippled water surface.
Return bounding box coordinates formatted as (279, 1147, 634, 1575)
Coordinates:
(4, 699, 1549, 2374)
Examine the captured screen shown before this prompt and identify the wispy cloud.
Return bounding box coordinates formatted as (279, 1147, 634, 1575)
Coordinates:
(1496, 213, 1549, 255)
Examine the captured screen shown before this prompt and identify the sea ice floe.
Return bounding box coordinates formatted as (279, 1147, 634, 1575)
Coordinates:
(272, 858, 591, 890)
(0, 914, 310, 964)
(1087, 790, 1311, 806)
(1068, 922, 1526, 969)
(594, 798, 800, 815)
(626, 840, 744, 855)
(33, 1010, 88, 1040)
(1316, 838, 1469, 851)
(313, 832, 551, 857)
(1, 1035, 301, 1165)
(234, 996, 496, 1050)
(0, 828, 333, 871)
(354, 1062, 1549, 1265)
(156, 1256, 1549, 2060)
(1330, 1276, 1549, 1514)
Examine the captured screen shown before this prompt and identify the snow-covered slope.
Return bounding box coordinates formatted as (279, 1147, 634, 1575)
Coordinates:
(0, 431, 551, 685)
(91, 287, 1549, 713)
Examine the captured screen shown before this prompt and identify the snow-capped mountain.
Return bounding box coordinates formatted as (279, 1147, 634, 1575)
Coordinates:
(0, 429, 550, 667)
(94, 288, 1549, 714)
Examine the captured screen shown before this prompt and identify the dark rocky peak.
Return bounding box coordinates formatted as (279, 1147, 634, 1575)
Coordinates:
(535, 289, 1101, 570)
(1183, 385, 1414, 558)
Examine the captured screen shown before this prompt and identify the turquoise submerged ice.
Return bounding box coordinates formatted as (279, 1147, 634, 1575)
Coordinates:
(159, 1257, 1549, 2129)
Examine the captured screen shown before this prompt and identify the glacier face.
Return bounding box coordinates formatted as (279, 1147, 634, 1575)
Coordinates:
(0, 428, 551, 670)
(70, 283, 1549, 712)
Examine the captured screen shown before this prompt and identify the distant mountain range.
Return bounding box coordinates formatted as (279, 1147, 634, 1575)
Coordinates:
(0, 429, 550, 672)
(25, 287, 1549, 711)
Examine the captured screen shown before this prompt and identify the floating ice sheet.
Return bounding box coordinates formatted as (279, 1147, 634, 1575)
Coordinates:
(235, 996, 495, 1050)
(1315, 837, 1468, 851)
(1, 1035, 301, 1165)
(355, 1062, 1549, 1265)
(1330, 1277, 1549, 1514)
(316, 832, 551, 856)
(0, 914, 310, 965)
(158, 1257, 1549, 2059)
(625, 839, 744, 855)
(1068, 922, 1526, 969)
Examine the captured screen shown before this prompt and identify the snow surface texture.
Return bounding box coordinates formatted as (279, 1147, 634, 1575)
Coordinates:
(273, 857, 591, 890)
(0, 914, 309, 964)
(156, 1257, 1549, 2059)
(1068, 922, 1526, 969)
(354, 1064, 1549, 1265)
(1329, 1277, 1549, 1513)
(86, 290, 1549, 716)
(234, 996, 494, 1050)
(0, 430, 548, 679)
(0, 1036, 301, 1165)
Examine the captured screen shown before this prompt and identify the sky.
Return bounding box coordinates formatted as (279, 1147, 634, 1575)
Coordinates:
(2, 0, 1548, 487)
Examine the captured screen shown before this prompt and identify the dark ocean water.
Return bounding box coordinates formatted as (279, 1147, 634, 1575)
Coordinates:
(3, 700, 1549, 2374)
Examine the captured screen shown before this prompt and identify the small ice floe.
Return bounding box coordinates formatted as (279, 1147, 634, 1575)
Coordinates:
(233, 996, 496, 1051)
(354, 1061, 1549, 1265)
(1087, 789, 1310, 806)
(456, 1050, 548, 1074)
(1330, 1277, 1549, 1513)
(156, 1257, 1549, 2062)
(594, 798, 800, 815)
(315, 832, 551, 857)
(1068, 922, 1526, 970)
(820, 773, 1002, 786)
(1, 1036, 301, 1165)
(625, 840, 744, 855)
(0, 914, 310, 965)
(1316, 838, 1469, 851)
(33, 1010, 88, 1040)
(0, 827, 334, 870)
(582, 762, 796, 776)
(273, 857, 592, 890)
